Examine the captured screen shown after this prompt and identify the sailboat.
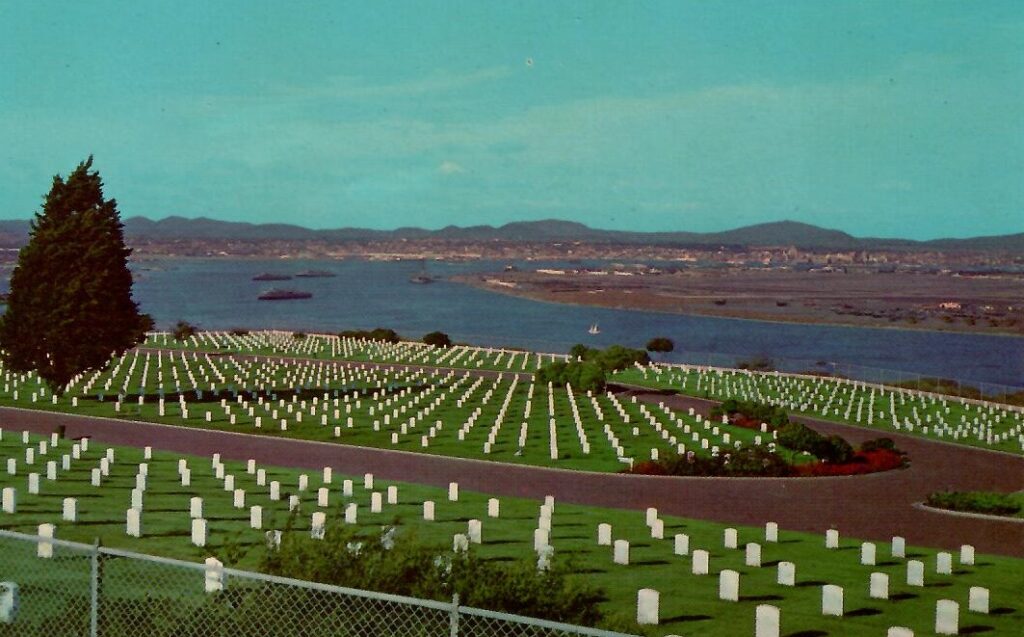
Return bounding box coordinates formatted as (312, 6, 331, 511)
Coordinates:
(409, 259, 435, 284)
(588, 323, 601, 335)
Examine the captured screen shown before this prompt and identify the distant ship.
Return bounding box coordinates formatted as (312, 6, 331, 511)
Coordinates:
(252, 272, 293, 281)
(258, 288, 313, 301)
(294, 269, 336, 278)
(588, 323, 601, 335)
(409, 259, 435, 284)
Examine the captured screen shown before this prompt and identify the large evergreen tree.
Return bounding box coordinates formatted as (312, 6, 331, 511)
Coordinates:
(0, 157, 152, 392)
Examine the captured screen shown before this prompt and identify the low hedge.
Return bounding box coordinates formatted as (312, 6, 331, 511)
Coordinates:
(925, 491, 1022, 517)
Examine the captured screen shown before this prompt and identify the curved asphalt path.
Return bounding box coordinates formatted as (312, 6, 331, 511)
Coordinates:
(1, 391, 1021, 557)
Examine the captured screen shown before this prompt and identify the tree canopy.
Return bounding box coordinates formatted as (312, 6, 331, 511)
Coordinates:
(422, 331, 451, 348)
(645, 337, 675, 353)
(0, 157, 152, 391)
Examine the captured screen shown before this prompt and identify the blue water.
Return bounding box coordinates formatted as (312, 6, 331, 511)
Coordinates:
(127, 258, 1022, 389)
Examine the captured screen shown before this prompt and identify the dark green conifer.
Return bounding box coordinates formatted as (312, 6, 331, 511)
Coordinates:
(0, 157, 152, 392)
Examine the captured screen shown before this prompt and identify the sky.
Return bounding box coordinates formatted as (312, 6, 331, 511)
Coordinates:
(0, 1, 1021, 239)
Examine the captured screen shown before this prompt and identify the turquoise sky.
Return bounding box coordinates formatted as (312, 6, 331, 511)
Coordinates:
(1, 1, 1021, 239)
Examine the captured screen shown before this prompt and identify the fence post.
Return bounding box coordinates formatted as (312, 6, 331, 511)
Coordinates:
(90, 539, 99, 637)
(449, 592, 459, 637)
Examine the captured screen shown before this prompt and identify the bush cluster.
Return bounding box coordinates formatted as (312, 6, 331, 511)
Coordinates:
(777, 422, 854, 463)
(261, 523, 605, 626)
(710, 399, 790, 428)
(926, 491, 1022, 516)
(568, 344, 650, 371)
(537, 344, 650, 392)
(629, 447, 793, 477)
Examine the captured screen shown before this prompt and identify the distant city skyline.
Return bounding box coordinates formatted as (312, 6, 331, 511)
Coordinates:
(1, 1, 1021, 240)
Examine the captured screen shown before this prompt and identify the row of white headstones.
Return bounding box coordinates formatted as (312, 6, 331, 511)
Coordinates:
(0, 429, 996, 636)
(48, 351, 755, 465)
(638, 364, 1024, 451)
(627, 507, 989, 636)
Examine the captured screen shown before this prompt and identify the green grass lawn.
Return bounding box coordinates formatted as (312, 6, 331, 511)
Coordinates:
(612, 365, 1024, 456)
(1, 431, 1021, 636)
(0, 354, 794, 473)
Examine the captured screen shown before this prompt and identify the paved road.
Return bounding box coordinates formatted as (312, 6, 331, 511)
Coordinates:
(2, 394, 1021, 557)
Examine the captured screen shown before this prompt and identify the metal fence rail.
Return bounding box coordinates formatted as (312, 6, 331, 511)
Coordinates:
(0, 529, 637, 637)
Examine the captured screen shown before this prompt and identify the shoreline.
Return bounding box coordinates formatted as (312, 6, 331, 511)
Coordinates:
(452, 275, 1024, 340)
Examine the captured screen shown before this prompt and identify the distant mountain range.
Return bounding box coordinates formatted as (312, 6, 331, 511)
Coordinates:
(0, 216, 1020, 252)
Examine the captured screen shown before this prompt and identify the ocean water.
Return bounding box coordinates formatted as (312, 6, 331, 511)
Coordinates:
(125, 258, 1024, 389)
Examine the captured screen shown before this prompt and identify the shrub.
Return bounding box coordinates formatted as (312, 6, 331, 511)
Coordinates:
(926, 491, 1022, 516)
(645, 337, 674, 353)
(229, 328, 250, 336)
(566, 344, 649, 372)
(635, 448, 793, 477)
(172, 320, 198, 341)
(261, 523, 606, 625)
(711, 399, 790, 428)
(292, 332, 307, 340)
(536, 361, 606, 393)
(793, 449, 905, 476)
(736, 355, 774, 371)
(422, 331, 451, 348)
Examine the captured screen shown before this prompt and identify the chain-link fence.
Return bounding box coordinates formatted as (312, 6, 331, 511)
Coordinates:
(0, 529, 636, 637)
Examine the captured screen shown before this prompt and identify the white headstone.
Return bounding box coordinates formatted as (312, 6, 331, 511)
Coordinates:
(891, 536, 906, 558)
(342, 480, 353, 497)
(1, 488, 15, 514)
(673, 533, 689, 555)
(825, 529, 839, 549)
(250, 505, 263, 529)
(692, 549, 710, 575)
(745, 543, 762, 567)
(317, 488, 329, 508)
(126, 508, 142, 537)
(190, 497, 203, 519)
(719, 569, 740, 602)
(936, 552, 952, 575)
(387, 486, 398, 505)
(724, 527, 738, 549)
(288, 495, 300, 512)
(968, 586, 989, 614)
(310, 512, 326, 539)
(467, 519, 482, 544)
(755, 604, 780, 637)
(534, 528, 549, 551)
(645, 507, 658, 526)
(935, 599, 958, 635)
(423, 500, 435, 521)
(886, 628, 914, 637)
(822, 584, 843, 616)
(37, 523, 54, 559)
(370, 492, 382, 513)
(777, 561, 795, 586)
(959, 544, 975, 566)
(448, 482, 458, 501)
(191, 518, 208, 547)
(636, 588, 659, 625)
(907, 560, 925, 586)
(344, 503, 357, 524)
(452, 533, 469, 553)
(204, 557, 224, 593)
(870, 572, 889, 599)
(363, 473, 373, 489)
(765, 521, 778, 542)
(269, 481, 280, 501)
(613, 539, 629, 565)
(861, 542, 876, 566)
(62, 498, 77, 522)
(596, 523, 612, 546)
(650, 519, 664, 539)
(27, 473, 39, 495)
(487, 498, 500, 518)
(233, 489, 245, 509)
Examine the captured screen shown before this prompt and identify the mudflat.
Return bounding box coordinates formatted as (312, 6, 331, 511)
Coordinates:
(455, 267, 1024, 336)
